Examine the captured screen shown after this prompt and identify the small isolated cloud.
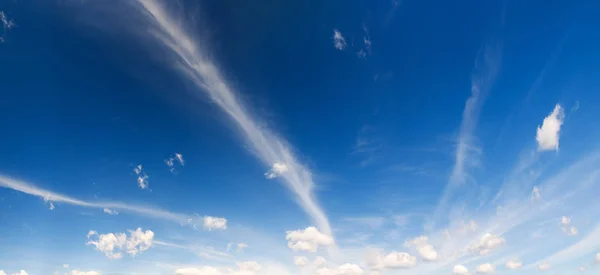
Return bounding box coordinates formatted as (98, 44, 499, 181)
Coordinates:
(43, 194, 55, 210)
(103, 208, 118, 215)
(537, 262, 551, 271)
(560, 216, 578, 236)
(531, 185, 541, 201)
(133, 165, 149, 189)
(70, 271, 101, 275)
(475, 263, 494, 274)
(86, 228, 154, 259)
(9, 271, 27, 275)
(314, 256, 327, 267)
(596, 252, 600, 262)
(165, 153, 185, 173)
(286, 226, 334, 252)
(294, 256, 309, 267)
(452, 265, 469, 275)
(404, 236, 438, 261)
(264, 162, 289, 179)
(505, 260, 522, 270)
(203, 216, 227, 230)
(0, 11, 15, 43)
(382, 252, 417, 269)
(469, 233, 505, 255)
(317, 263, 363, 275)
(332, 29, 347, 50)
(236, 243, 248, 252)
(536, 104, 565, 151)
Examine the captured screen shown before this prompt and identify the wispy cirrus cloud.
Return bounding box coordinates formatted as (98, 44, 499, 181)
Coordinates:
(133, 0, 333, 238)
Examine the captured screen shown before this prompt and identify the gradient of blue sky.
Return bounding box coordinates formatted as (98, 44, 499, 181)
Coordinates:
(1, 0, 600, 275)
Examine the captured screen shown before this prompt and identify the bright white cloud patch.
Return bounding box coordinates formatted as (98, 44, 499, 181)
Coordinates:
(536, 104, 565, 151)
(531, 185, 541, 201)
(469, 233, 505, 255)
(286, 226, 334, 252)
(133, 164, 149, 189)
(475, 263, 494, 274)
(452, 265, 469, 275)
(236, 243, 248, 252)
(70, 271, 101, 275)
(332, 29, 347, 50)
(103, 208, 118, 215)
(537, 262, 551, 271)
(0, 11, 15, 43)
(9, 271, 27, 275)
(317, 264, 363, 275)
(382, 251, 417, 269)
(505, 260, 522, 269)
(294, 256, 309, 267)
(0, 271, 5, 275)
(404, 236, 438, 261)
(560, 216, 578, 236)
(165, 153, 185, 173)
(596, 252, 600, 262)
(86, 228, 154, 259)
(264, 162, 289, 179)
(203, 216, 227, 230)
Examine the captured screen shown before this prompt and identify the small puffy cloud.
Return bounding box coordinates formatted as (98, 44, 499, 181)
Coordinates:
(332, 29, 347, 50)
(43, 194, 56, 210)
(10, 271, 27, 275)
(63, 264, 69, 269)
(475, 263, 494, 274)
(382, 252, 417, 269)
(175, 267, 221, 275)
(560, 216, 578, 236)
(286, 226, 334, 252)
(453, 265, 469, 275)
(596, 252, 600, 262)
(86, 228, 154, 259)
(71, 271, 101, 275)
(317, 264, 363, 275)
(237, 261, 261, 272)
(536, 104, 565, 151)
(531, 186, 541, 201)
(103, 208, 118, 215)
(264, 162, 289, 179)
(165, 153, 185, 173)
(404, 236, 438, 261)
(470, 233, 505, 255)
(203, 216, 227, 230)
(294, 256, 309, 267)
(505, 260, 522, 270)
(314, 256, 327, 267)
(236, 243, 248, 252)
(133, 164, 149, 189)
(537, 262, 550, 271)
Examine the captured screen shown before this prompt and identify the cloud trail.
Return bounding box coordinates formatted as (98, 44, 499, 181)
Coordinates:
(132, 0, 333, 237)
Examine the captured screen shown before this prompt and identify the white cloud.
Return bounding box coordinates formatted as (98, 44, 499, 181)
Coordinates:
(314, 256, 327, 267)
(332, 29, 347, 50)
(133, 164, 149, 189)
(469, 233, 505, 255)
(0, 271, 5, 275)
(294, 256, 309, 267)
(537, 262, 550, 271)
(452, 265, 469, 275)
(203, 216, 227, 230)
(135, 0, 333, 239)
(236, 261, 261, 273)
(175, 267, 221, 275)
(165, 153, 185, 173)
(264, 162, 289, 179)
(63, 264, 69, 269)
(86, 228, 154, 259)
(536, 104, 565, 151)
(382, 251, 417, 269)
(71, 271, 101, 275)
(475, 263, 494, 274)
(286, 227, 334, 252)
(531, 186, 541, 201)
(560, 216, 578, 236)
(10, 271, 27, 275)
(317, 264, 363, 275)
(236, 243, 248, 252)
(103, 208, 118, 215)
(0, 11, 15, 43)
(578, 266, 585, 272)
(404, 236, 438, 261)
(596, 252, 600, 262)
(505, 260, 522, 270)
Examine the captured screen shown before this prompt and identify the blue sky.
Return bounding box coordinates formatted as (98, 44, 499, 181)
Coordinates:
(1, 0, 600, 274)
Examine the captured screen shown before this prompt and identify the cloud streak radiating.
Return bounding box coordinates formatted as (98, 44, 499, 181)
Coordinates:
(133, 0, 333, 237)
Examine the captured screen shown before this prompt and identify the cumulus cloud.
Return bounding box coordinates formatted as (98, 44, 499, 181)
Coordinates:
(264, 162, 289, 179)
(332, 29, 347, 50)
(86, 228, 154, 259)
(536, 104, 565, 151)
(0, 271, 4, 275)
(469, 233, 505, 255)
(294, 256, 309, 267)
(596, 252, 600, 262)
(382, 252, 417, 269)
(133, 164, 149, 189)
(505, 260, 522, 269)
(175, 267, 221, 275)
(537, 262, 550, 271)
(71, 271, 101, 275)
(10, 271, 27, 275)
(475, 263, 494, 274)
(317, 264, 363, 275)
(286, 227, 334, 252)
(103, 208, 118, 215)
(165, 153, 185, 173)
(314, 256, 327, 267)
(404, 236, 438, 261)
(203, 216, 227, 230)
(531, 185, 541, 201)
(560, 216, 578, 236)
(452, 265, 469, 275)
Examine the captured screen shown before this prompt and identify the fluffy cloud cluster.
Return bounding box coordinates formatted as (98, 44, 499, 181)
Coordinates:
(317, 263, 363, 275)
(452, 265, 469, 275)
(70, 271, 101, 275)
(264, 162, 289, 179)
(560, 216, 578, 236)
(536, 104, 565, 151)
(469, 233, 505, 255)
(365, 250, 417, 270)
(1, 271, 27, 275)
(332, 29, 347, 50)
(294, 256, 309, 267)
(286, 227, 334, 252)
(133, 164, 149, 189)
(314, 256, 327, 267)
(165, 153, 185, 173)
(475, 263, 494, 274)
(175, 262, 261, 275)
(86, 228, 154, 259)
(404, 236, 438, 261)
(505, 260, 522, 269)
(203, 216, 228, 230)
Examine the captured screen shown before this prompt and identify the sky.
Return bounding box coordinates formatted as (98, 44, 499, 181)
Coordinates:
(1, 0, 600, 274)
